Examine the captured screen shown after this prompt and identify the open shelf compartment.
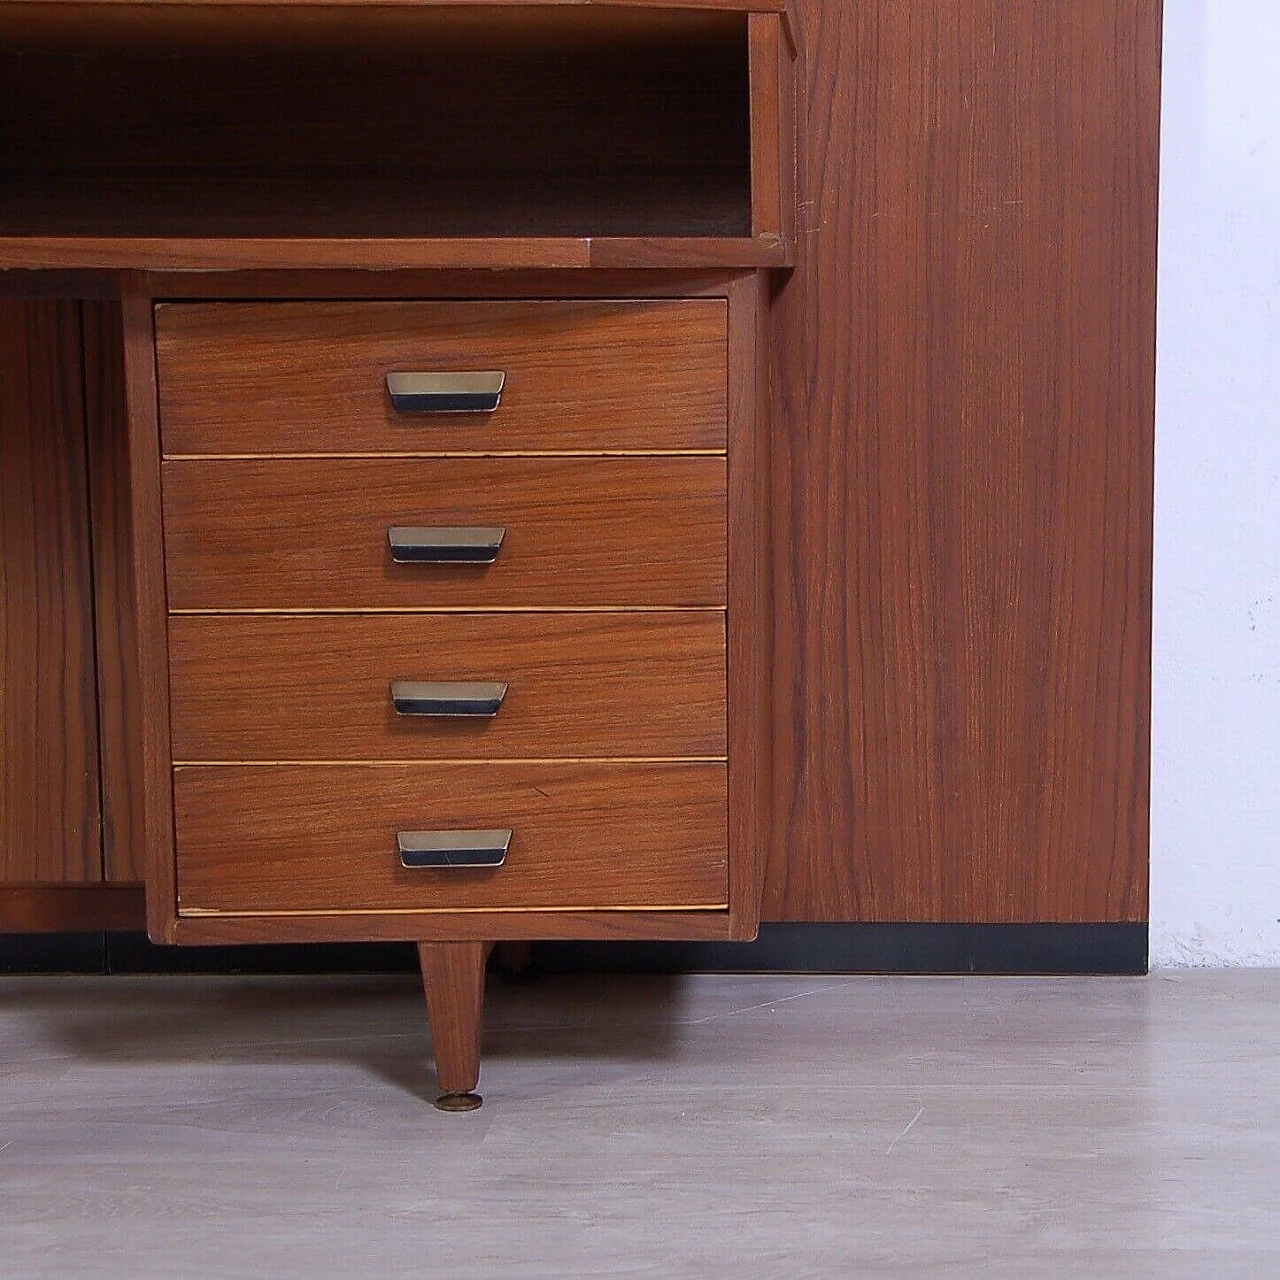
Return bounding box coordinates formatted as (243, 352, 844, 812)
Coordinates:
(0, 2, 793, 268)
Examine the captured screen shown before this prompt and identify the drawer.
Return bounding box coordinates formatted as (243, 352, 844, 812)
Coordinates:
(174, 763, 728, 914)
(161, 457, 726, 610)
(169, 612, 727, 761)
(155, 300, 727, 455)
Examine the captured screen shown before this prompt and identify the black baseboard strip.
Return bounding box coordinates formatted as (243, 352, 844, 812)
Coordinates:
(0, 932, 106, 975)
(0, 924, 1148, 977)
(107, 934, 419, 975)
(530, 924, 1149, 976)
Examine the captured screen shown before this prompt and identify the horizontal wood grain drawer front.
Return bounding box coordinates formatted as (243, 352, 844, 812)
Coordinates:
(155, 300, 727, 455)
(174, 763, 728, 915)
(169, 612, 727, 761)
(162, 457, 726, 610)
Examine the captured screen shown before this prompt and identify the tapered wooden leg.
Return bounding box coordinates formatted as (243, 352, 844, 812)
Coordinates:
(417, 941, 490, 1111)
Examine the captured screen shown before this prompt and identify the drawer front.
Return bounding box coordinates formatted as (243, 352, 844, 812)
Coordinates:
(162, 457, 726, 610)
(174, 763, 727, 914)
(169, 612, 727, 761)
(156, 300, 727, 455)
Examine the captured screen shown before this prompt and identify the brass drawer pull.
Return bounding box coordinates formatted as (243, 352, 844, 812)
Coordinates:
(386, 371, 505, 414)
(388, 526, 505, 564)
(398, 829, 512, 869)
(391, 680, 508, 718)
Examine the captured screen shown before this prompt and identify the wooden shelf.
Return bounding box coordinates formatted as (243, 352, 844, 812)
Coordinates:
(0, 1, 794, 270)
(0, 235, 790, 271)
(2, 0, 786, 10)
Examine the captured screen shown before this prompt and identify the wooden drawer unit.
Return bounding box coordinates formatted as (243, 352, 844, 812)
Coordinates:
(169, 612, 727, 762)
(162, 456, 727, 610)
(174, 763, 728, 915)
(130, 275, 768, 1108)
(156, 300, 728, 455)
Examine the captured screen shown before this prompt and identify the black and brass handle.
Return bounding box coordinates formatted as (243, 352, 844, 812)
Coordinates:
(388, 526, 505, 564)
(398, 829, 512, 869)
(390, 680, 507, 717)
(386, 371, 505, 414)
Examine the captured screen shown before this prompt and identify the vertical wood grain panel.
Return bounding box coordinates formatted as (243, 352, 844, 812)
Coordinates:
(765, 0, 1160, 922)
(83, 300, 145, 882)
(0, 299, 102, 881)
(726, 272, 769, 936)
(118, 282, 176, 941)
(748, 13, 783, 239)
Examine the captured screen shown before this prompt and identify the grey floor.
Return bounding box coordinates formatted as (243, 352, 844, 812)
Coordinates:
(1, 969, 1277, 1279)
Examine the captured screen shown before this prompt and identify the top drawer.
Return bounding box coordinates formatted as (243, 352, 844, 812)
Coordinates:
(155, 300, 727, 456)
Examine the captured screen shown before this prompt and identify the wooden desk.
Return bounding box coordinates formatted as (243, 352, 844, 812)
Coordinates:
(0, 0, 1161, 1102)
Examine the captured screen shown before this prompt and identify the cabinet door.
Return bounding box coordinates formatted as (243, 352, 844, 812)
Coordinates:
(0, 300, 102, 883)
(766, 1, 1158, 923)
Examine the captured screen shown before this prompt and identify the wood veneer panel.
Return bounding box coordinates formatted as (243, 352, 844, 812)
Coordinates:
(169, 611, 726, 761)
(0, 236, 791, 273)
(0, 300, 102, 882)
(725, 272, 768, 938)
(0, 883, 144, 932)
(170, 909, 735, 945)
(0, 1, 785, 13)
(174, 762, 728, 915)
(156, 300, 727, 456)
(142, 270, 752, 300)
(118, 281, 176, 940)
(765, 0, 1159, 923)
(587, 236, 790, 269)
(82, 301, 147, 881)
(161, 457, 727, 610)
(0, 3, 781, 42)
(747, 13, 788, 240)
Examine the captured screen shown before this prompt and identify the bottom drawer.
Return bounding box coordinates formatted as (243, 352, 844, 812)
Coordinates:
(174, 763, 727, 916)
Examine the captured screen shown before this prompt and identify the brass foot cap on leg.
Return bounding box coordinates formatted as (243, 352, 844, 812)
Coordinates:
(435, 1091, 483, 1113)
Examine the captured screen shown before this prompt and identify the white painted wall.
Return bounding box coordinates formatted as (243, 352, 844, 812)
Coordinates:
(1152, 1, 1280, 965)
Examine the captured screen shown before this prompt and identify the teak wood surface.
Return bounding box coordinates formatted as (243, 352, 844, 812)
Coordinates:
(417, 940, 488, 1100)
(0, 300, 102, 882)
(155, 300, 728, 456)
(0, 236, 792, 273)
(0, 0, 1160, 940)
(168, 612, 727, 762)
(82, 301, 147, 880)
(724, 270, 768, 936)
(0, 1, 786, 10)
(120, 275, 763, 945)
(160, 456, 728, 611)
(168, 907, 736, 945)
(0, 883, 144, 932)
(173, 762, 728, 915)
(119, 280, 178, 941)
(764, 0, 1159, 922)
